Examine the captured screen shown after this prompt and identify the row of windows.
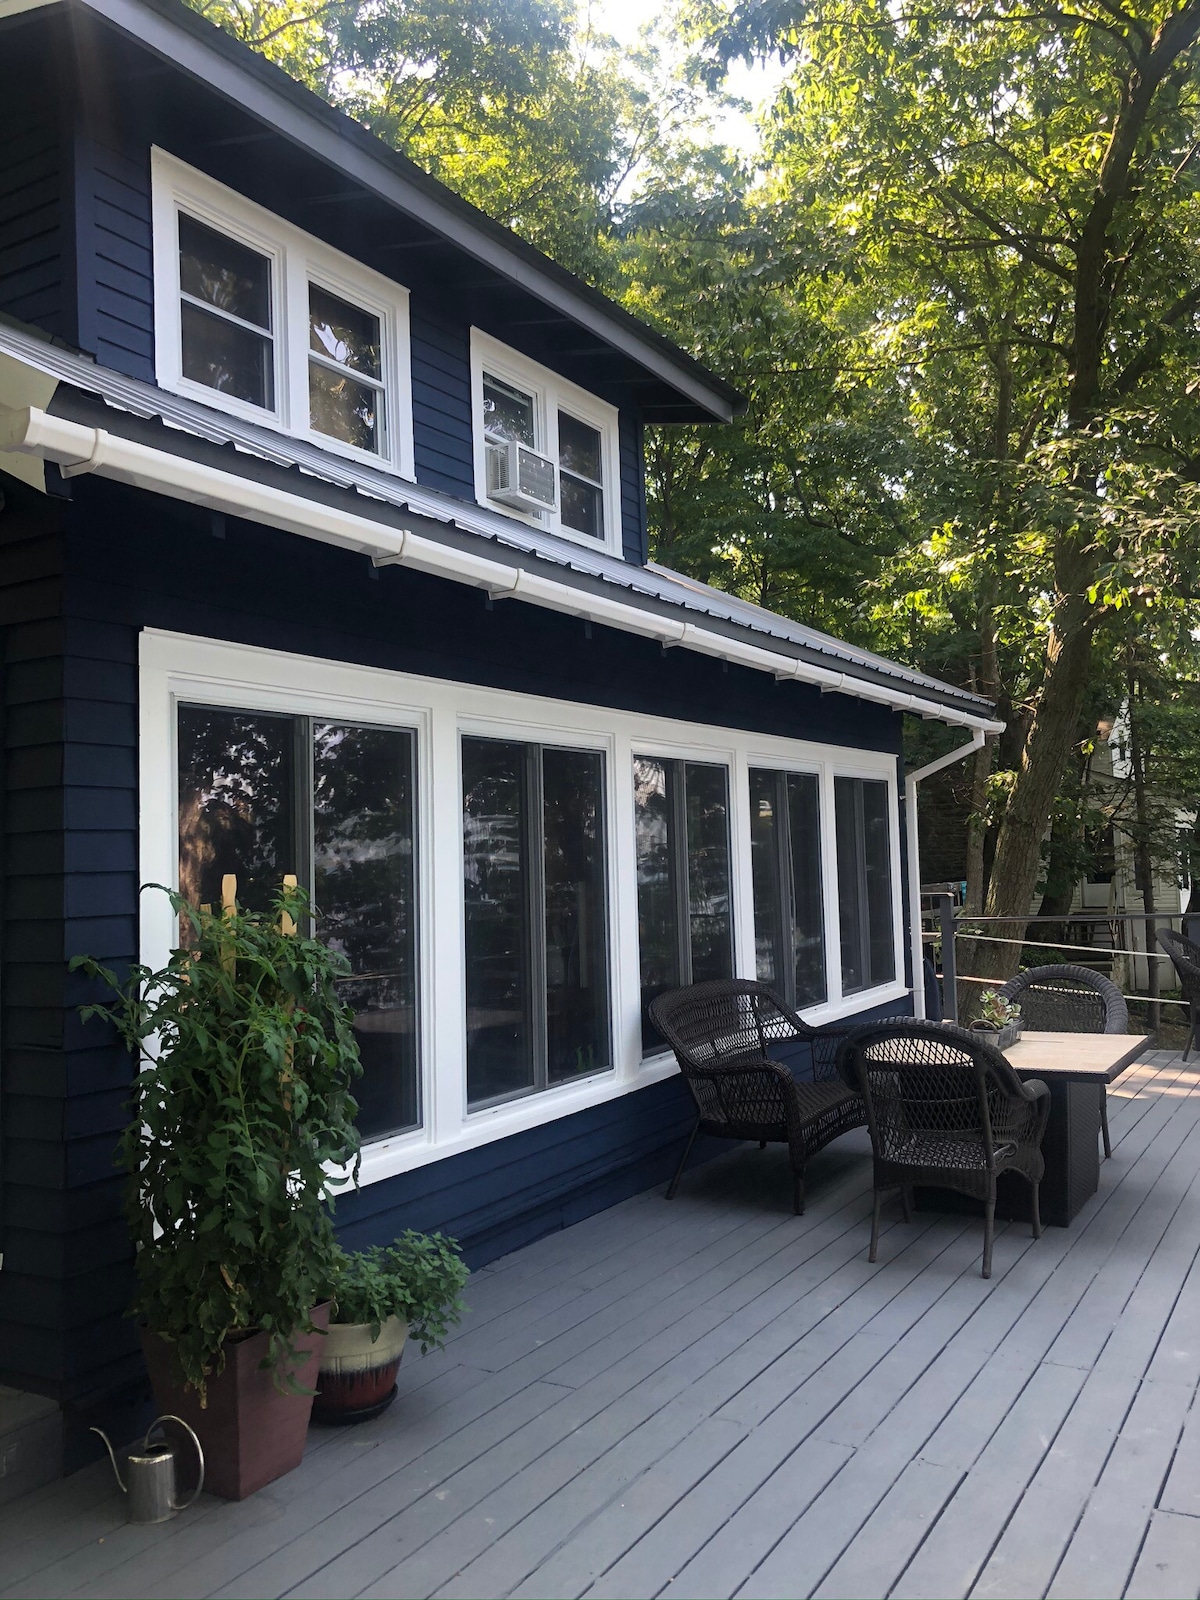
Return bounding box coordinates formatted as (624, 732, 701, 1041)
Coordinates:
(178, 707, 896, 1146)
(153, 152, 621, 553)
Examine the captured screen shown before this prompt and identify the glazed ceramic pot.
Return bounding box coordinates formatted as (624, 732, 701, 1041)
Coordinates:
(311, 1313, 408, 1425)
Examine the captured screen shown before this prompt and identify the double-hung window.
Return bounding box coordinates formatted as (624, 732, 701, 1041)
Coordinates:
(633, 756, 734, 1049)
(834, 776, 896, 994)
(749, 768, 826, 1009)
(462, 736, 611, 1107)
(472, 331, 620, 553)
(176, 704, 420, 1141)
(154, 150, 413, 474)
(178, 213, 275, 411)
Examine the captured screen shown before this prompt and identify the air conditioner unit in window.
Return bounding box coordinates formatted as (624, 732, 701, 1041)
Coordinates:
(485, 437, 558, 514)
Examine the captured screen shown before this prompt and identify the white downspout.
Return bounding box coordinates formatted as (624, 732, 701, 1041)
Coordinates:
(906, 728, 988, 1019)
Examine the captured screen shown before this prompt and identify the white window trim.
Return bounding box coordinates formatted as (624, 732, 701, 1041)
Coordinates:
(151, 148, 415, 479)
(140, 629, 909, 1191)
(470, 328, 622, 556)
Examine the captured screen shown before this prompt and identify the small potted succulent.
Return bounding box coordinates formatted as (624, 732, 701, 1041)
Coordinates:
(970, 989, 1024, 1050)
(313, 1233, 469, 1424)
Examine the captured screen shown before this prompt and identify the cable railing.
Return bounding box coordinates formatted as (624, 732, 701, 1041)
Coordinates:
(919, 893, 1194, 1035)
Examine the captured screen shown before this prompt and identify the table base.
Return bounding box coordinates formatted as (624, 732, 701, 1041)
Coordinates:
(915, 1078, 1103, 1229)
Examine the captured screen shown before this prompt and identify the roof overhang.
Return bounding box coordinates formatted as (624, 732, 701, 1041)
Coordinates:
(0, 0, 744, 425)
(0, 401, 1002, 735)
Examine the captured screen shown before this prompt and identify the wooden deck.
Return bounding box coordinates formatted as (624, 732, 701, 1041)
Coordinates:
(5, 1049, 1200, 1600)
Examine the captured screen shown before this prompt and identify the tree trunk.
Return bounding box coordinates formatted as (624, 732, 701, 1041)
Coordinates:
(976, 566, 1096, 983)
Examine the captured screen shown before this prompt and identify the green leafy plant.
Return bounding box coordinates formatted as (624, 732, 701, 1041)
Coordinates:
(328, 1233, 469, 1349)
(72, 883, 363, 1400)
(976, 990, 1023, 1030)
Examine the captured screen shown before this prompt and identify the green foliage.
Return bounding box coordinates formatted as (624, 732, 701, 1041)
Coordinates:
(72, 884, 362, 1401)
(328, 1233, 469, 1348)
(976, 990, 1022, 1030)
(175, 0, 1200, 926)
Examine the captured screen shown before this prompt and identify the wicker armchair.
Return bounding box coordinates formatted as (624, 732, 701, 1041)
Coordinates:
(837, 1021, 1050, 1278)
(648, 979, 864, 1215)
(999, 964, 1127, 1159)
(1157, 929, 1200, 1062)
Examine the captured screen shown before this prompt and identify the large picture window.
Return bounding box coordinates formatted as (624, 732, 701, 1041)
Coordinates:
(634, 756, 734, 1048)
(749, 768, 826, 1009)
(462, 736, 610, 1108)
(177, 705, 419, 1141)
(835, 775, 896, 994)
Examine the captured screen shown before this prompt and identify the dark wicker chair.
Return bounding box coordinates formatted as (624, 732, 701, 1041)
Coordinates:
(837, 1021, 1050, 1278)
(999, 964, 1128, 1159)
(648, 979, 864, 1215)
(1157, 929, 1200, 1062)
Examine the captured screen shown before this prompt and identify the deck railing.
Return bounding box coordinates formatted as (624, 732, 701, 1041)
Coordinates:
(919, 892, 1195, 1036)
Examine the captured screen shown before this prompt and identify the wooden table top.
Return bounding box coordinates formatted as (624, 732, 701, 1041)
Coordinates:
(1003, 1030, 1150, 1084)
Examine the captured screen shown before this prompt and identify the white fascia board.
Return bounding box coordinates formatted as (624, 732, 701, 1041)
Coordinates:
(0, 402, 1005, 734)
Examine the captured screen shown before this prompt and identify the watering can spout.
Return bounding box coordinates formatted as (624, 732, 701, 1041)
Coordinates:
(89, 1427, 127, 1494)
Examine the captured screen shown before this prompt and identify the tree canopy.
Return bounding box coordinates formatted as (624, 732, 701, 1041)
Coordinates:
(186, 0, 1200, 965)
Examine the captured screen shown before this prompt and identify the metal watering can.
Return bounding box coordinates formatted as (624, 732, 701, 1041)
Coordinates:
(90, 1415, 205, 1524)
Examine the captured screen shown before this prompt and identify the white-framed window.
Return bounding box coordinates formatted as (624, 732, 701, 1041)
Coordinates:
(633, 755, 735, 1048)
(749, 765, 826, 1011)
(470, 329, 622, 554)
(140, 630, 907, 1191)
(151, 149, 414, 477)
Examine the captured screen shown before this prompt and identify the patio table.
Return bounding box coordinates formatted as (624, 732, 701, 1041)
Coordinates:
(916, 1029, 1149, 1228)
(999, 1030, 1148, 1225)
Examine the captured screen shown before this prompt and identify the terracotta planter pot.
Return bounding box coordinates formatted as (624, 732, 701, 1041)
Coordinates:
(312, 1314, 408, 1424)
(140, 1302, 331, 1501)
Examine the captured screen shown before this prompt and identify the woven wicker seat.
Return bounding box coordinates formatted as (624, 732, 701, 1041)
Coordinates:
(999, 964, 1127, 1159)
(837, 1020, 1050, 1278)
(1157, 929, 1200, 1062)
(648, 979, 864, 1215)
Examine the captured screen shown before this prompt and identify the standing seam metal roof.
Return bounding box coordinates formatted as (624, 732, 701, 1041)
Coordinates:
(0, 317, 993, 716)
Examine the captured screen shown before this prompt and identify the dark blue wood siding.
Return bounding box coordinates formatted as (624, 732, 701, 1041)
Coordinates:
(410, 297, 475, 500)
(0, 467, 907, 1445)
(73, 132, 154, 382)
(620, 411, 647, 563)
(0, 97, 66, 339)
(0, 484, 141, 1435)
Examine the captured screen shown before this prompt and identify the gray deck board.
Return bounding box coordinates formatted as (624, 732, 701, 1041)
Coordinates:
(5, 1051, 1200, 1600)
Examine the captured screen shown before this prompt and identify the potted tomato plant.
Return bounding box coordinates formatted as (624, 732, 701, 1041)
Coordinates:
(73, 881, 362, 1500)
(313, 1233, 469, 1424)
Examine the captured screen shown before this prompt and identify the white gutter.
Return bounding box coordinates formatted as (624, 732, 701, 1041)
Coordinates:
(905, 728, 988, 1019)
(0, 404, 1006, 734)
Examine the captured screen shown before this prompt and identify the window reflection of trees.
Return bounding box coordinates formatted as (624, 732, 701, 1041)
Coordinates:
(177, 708, 419, 1138)
(634, 756, 733, 1048)
(177, 707, 296, 916)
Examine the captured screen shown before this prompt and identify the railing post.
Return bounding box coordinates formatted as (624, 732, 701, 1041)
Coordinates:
(937, 892, 959, 1023)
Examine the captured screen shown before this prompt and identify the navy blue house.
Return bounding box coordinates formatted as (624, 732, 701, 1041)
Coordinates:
(0, 0, 999, 1471)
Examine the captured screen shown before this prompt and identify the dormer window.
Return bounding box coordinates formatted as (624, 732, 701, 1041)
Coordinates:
(178, 215, 275, 411)
(471, 330, 620, 554)
(558, 412, 604, 541)
(308, 284, 384, 454)
(153, 150, 413, 476)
